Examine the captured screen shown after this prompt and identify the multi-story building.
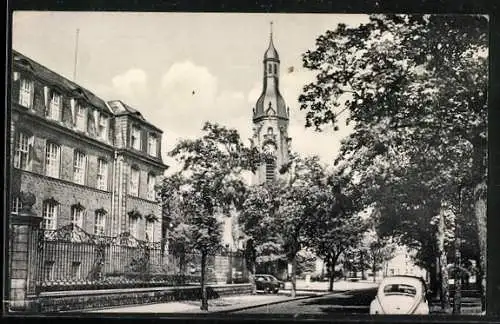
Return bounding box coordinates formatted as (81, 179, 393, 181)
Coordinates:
(10, 50, 168, 242)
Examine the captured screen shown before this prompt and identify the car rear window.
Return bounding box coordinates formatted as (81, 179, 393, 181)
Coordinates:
(383, 284, 417, 296)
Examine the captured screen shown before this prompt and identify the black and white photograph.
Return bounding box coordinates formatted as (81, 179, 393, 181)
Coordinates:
(6, 11, 488, 317)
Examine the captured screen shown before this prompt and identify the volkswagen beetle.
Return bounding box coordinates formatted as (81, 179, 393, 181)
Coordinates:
(369, 275, 429, 315)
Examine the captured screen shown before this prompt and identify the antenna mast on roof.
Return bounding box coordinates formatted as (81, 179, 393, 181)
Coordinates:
(73, 28, 80, 82)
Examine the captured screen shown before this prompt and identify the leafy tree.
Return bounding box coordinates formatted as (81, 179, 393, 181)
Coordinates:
(361, 228, 396, 282)
(158, 122, 259, 310)
(277, 154, 331, 297)
(303, 173, 367, 291)
(242, 153, 329, 297)
(296, 250, 318, 277)
(299, 14, 487, 309)
(239, 182, 284, 293)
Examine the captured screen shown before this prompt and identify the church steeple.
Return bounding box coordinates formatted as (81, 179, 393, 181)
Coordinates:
(251, 23, 291, 186)
(264, 22, 279, 61)
(254, 22, 288, 122)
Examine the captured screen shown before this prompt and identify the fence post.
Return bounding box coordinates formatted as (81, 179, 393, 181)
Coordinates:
(227, 250, 233, 284)
(7, 207, 43, 312)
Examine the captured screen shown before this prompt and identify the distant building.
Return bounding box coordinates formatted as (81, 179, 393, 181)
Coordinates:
(383, 246, 427, 279)
(10, 50, 168, 242)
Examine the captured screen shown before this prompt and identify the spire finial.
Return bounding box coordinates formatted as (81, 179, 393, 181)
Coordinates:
(270, 21, 273, 40)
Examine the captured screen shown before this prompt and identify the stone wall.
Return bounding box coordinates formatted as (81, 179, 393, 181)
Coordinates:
(39, 284, 252, 312)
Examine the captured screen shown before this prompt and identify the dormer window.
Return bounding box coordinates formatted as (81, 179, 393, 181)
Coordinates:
(49, 92, 62, 121)
(19, 78, 34, 108)
(99, 116, 109, 141)
(148, 134, 158, 157)
(76, 104, 87, 131)
(131, 126, 141, 150)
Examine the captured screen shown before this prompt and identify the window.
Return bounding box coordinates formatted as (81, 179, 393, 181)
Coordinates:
(45, 142, 61, 178)
(76, 105, 87, 131)
(97, 159, 108, 191)
(147, 173, 156, 200)
(49, 92, 62, 121)
(268, 63, 272, 74)
(19, 78, 33, 108)
(42, 200, 58, 230)
(265, 158, 276, 183)
(145, 221, 154, 241)
(71, 262, 81, 280)
(129, 217, 139, 238)
(99, 116, 109, 141)
(11, 196, 23, 214)
(71, 205, 84, 228)
(73, 151, 87, 185)
(383, 284, 417, 296)
(148, 135, 158, 157)
(94, 211, 106, 236)
(129, 166, 140, 196)
(267, 127, 273, 135)
(131, 126, 141, 150)
(273, 64, 277, 74)
(14, 131, 33, 170)
(43, 261, 55, 282)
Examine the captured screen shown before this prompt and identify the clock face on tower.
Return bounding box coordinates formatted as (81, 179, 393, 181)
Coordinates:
(263, 142, 276, 155)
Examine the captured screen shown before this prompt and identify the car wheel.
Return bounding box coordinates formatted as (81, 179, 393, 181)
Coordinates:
(265, 287, 271, 294)
(273, 289, 279, 294)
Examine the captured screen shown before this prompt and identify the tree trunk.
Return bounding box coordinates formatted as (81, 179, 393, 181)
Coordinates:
(200, 252, 208, 311)
(438, 207, 450, 312)
(474, 181, 487, 312)
(291, 255, 297, 298)
(372, 262, 377, 283)
(249, 261, 257, 294)
(472, 136, 487, 312)
(360, 251, 365, 280)
(429, 260, 439, 298)
(328, 259, 335, 292)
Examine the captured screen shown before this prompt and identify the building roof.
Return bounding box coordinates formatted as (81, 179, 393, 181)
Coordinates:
(12, 50, 113, 115)
(264, 31, 279, 61)
(107, 100, 163, 133)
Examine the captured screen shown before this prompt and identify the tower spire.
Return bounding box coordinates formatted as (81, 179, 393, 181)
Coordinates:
(270, 21, 273, 40)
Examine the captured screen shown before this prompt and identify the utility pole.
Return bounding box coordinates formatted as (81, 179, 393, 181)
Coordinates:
(453, 185, 463, 314)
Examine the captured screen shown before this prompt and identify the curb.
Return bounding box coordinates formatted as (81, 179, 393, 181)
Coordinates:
(213, 292, 329, 314)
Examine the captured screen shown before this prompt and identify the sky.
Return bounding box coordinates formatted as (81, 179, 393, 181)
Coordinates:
(12, 12, 369, 174)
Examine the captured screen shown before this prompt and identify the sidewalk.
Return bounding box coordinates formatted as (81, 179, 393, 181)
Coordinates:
(284, 279, 379, 291)
(87, 293, 317, 313)
(85, 280, 375, 314)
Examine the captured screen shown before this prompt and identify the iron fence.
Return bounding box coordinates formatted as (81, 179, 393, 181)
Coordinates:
(35, 224, 249, 292)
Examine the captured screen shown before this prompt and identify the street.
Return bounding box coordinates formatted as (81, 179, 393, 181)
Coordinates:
(231, 288, 377, 315)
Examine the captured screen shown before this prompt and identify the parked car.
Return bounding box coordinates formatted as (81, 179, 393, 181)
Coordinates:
(369, 275, 430, 315)
(255, 274, 284, 293)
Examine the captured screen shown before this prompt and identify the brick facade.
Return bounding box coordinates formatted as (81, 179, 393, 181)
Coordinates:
(10, 50, 168, 242)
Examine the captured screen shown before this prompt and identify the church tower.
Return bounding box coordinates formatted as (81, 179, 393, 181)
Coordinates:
(251, 23, 291, 185)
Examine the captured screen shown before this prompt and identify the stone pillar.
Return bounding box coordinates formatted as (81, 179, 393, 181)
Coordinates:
(8, 210, 43, 312)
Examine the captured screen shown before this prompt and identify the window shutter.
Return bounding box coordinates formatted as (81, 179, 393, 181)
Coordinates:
(11, 74, 20, 104)
(28, 136, 34, 167)
(70, 99, 77, 125)
(93, 109, 100, 135)
(141, 129, 148, 152)
(43, 86, 50, 113)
